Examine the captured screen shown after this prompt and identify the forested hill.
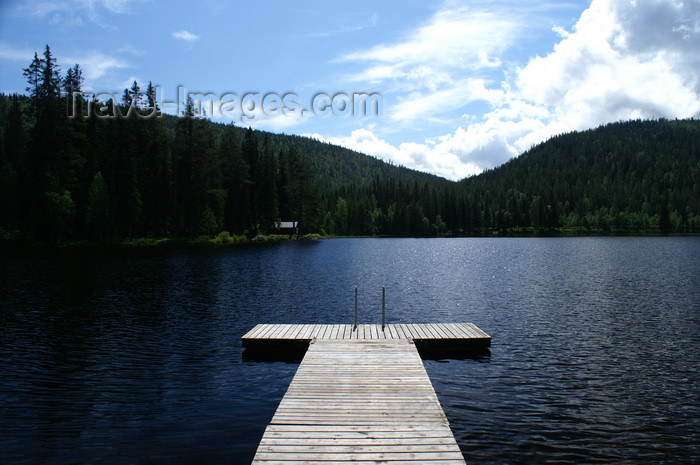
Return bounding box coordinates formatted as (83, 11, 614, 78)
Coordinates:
(0, 43, 443, 245)
(157, 114, 442, 191)
(461, 119, 700, 233)
(0, 45, 698, 244)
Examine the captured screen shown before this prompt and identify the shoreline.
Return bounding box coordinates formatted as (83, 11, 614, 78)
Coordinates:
(2, 230, 697, 251)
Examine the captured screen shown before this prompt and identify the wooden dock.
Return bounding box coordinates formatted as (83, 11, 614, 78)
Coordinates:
(242, 323, 490, 357)
(242, 322, 489, 342)
(251, 339, 467, 464)
(245, 322, 490, 464)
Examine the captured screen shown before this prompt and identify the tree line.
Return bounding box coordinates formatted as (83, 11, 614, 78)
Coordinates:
(1, 45, 698, 245)
(318, 119, 700, 236)
(0, 46, 320, 244)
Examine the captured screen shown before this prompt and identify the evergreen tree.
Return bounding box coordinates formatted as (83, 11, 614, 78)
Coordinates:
(86, 171, 110, 241)
(22, 52, 42, 114)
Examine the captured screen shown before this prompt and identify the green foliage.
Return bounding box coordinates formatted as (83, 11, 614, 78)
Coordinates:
(1, 45, 699, 245)
(462, 119, 700, 234)
(199, 206, 219, 237)
(45, 189, 75, 244)
(211, 231, 245, 244)
(86, 171, 110, 241)
(123, 237, 173, 247)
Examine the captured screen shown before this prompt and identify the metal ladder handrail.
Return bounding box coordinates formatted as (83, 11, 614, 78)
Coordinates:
(353, 286, 386, 332)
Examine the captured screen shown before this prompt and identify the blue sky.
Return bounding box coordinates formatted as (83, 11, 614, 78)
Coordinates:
(1, 0, 699, 180)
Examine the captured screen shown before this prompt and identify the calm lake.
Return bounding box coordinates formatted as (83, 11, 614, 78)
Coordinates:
(1, 237, 699, 464)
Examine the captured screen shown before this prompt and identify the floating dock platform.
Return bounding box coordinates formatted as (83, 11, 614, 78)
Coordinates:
(242, 323, 491, 358)
(244, 323, 491, 464)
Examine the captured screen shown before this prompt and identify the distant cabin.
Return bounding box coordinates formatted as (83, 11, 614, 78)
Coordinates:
(274, 221, 299, 235)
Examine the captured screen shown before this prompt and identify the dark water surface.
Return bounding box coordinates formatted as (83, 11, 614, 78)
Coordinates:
(1, 237, 698, 464)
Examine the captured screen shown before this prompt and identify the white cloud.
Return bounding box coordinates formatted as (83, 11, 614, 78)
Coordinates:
(320, 128, 484, 181)
(14, 0, 142, 25)
(339, 6, 518, 75)
(337, 4, 519, 110)
(245, 111, 310, 132)
(334, 4, 521, 127)
(172, 30, 200, 42)
(391, 78, 504, 124)
(0, 41, 131, 92)
(329, 0, 700, 180)
(516, 0, 700, 130)
(61, 51, 130, 87)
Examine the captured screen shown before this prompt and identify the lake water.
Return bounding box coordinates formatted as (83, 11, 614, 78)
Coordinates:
(1, 237, 699, 464)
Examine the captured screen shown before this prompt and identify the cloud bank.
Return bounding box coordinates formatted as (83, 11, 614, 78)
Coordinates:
(331, 0, 700, 180)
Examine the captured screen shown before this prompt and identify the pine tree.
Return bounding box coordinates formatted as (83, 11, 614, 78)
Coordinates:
(86, 171, 110, 241)
(221, 125, 251, 233)
(22, 52, 42, 114)
(145, 81, 159, 117)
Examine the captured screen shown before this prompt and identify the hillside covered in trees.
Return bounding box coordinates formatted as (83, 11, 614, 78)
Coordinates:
(0, 45, 699, 245)
(461, 119, 700, 234)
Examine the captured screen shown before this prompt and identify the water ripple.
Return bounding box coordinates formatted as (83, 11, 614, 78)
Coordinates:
(1, 238, 699, 464)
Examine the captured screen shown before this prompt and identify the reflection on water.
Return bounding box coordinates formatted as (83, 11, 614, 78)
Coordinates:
(1, 237, 699, 464)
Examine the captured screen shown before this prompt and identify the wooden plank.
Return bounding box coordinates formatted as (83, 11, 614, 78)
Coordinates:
(252, 460, 464, 465)
(425, 323, 444, 339)
(251, 339, 466, 464)
(323, 324, 335, 339)
(426, 323, 446, 339)
(271, 324, 289, 338)
(253, 460, 466, 465)
(452, 322, 475, 338)
(392, 324, 407, 340)
(393, 324, 408, 340)
(241, 323, 263, 339)
(257, 324, 279, 339)
(253, 446, 465, 458)
(311, 325, 325, 339)
(280, 324, 299, 339)
(327, 324, 338, 339)
(291, 324, 310, 339)
(314, 325, 327, 339)
(466, 322, 490, 339)
(403, 324, 419, 338)
(256, 443, 462, 452)
(452, 323, 474, 338)
(300, 324, 315, 340)
(242, 323, 489, 341)
(439, 323, 463, 339)
(328, 324, 339, 339)
(407, 324, 427, 339)
(433, 323, 456, 339)
(311, 324, 322, 339)
(252, 459, 464, 465)
(295, 324, 311, 340)
(260, 324, 280, 339)
(419, 323, 439, 339)
(262, 324, 281, 339)
(274, 324, 292, 339)
(263, 423, 457, 433)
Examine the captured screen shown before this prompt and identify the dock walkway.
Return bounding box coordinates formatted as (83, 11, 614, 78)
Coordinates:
(242, 322, 489, 342)
(251, 338, 467, 464)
